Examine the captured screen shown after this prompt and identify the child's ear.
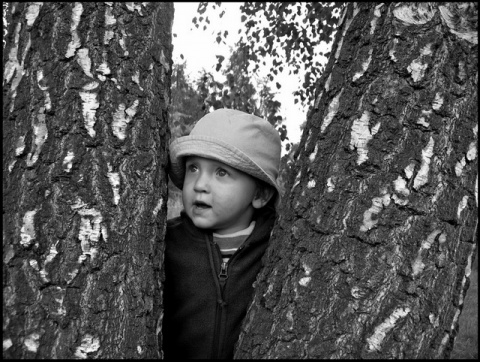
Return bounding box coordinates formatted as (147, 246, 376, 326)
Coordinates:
(252, 187, 275, 209)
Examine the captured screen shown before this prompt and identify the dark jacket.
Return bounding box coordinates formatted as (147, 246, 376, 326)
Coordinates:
(162, 208, 276, 359)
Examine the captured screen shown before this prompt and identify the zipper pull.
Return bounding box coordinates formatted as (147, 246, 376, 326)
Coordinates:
(219, 261, 228, 281)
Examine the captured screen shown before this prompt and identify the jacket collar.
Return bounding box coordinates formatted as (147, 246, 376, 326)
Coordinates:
(179, 207, 276, 245)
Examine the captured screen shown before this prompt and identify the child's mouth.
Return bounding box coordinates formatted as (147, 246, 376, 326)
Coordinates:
(193, 201, 211, 209)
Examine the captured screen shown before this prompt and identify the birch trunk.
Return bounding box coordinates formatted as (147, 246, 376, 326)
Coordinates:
(3, 2, 173, 358)
(236, 2, 478, 359)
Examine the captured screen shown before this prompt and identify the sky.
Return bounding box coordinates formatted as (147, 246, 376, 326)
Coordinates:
(171, 2, 310, 147)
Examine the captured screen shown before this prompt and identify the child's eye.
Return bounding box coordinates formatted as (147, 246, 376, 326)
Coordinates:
(216, 168, 228, 177)
(187, 164, 198, 173)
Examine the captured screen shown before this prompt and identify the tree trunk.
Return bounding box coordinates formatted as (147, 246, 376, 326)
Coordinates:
(3, 2, 173, 358)
(236, 2, 477, 359)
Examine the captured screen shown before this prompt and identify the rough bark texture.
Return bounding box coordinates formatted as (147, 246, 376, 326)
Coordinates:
(236, 2, 477, 359)
(3, 2, 173, 358)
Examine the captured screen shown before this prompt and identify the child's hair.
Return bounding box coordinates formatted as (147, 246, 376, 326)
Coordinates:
(168, 108, 283, 208)
(255, 178, 277, 211)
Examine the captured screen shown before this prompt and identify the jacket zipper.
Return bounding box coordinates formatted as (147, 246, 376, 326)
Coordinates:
(206, 237, 229, 359)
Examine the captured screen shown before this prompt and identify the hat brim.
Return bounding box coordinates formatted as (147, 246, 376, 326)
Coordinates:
(169, 136, 282, 203)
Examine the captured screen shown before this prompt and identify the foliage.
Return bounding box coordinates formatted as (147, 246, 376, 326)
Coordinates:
(169, 62, 206, 139)
(194, 2, 345, 111)
(176, 45, 293, 149)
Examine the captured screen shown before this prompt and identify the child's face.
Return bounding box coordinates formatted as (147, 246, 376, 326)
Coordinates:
(182, 156, 261, 235)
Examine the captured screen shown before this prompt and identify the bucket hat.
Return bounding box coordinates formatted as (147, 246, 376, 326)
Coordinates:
(169, 108, 282, 205)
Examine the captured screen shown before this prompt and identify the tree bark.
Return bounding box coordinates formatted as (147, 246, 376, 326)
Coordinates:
(236, 2, 477, 359)
(3, 2, 173, 358)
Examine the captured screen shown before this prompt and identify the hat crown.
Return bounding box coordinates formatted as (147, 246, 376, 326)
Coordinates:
(190, 109, 281, 179)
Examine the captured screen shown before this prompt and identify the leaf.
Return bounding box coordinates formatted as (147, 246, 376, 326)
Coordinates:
(276, 82, 281, 89)
(180, 54, 184, 60)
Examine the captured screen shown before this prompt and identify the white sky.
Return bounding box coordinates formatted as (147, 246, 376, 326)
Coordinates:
(171, 2, 309, 147)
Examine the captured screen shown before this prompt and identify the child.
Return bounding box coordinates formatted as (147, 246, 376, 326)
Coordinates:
(162, 108, 282, 359)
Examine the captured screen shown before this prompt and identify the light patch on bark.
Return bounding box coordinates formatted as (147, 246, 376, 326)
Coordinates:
(3, 338, 13, 351)
(8, 161, 17, 173)
(126, 2, 143, 15)
(392, 193, 409, 206)
(291, 171, 302, 192)
(412, 229, 441, 277)
(366, 307, 411, 352)
(407, 57, 429, 82)
(119, 27, 130, 56)
(299, 277, 311, 287)
(39, 241, 59, 282)
(429, 313, 440, 327)
(475, 174, 478, 207)
(370, 4, 383, 34)
(413, 136, 434, 190)
(25, 3, 43, 26)
(74, 334, 100, 359)
(353, 48, 373, 82)
(389, 38, 399, 62)
(152, 197, 164, 217)
(417, 117, 429, 128)
(455, 156, 466, 177)
(53, 286, 67, 316)
(132, 70, 144, 91)
(159, 49, 170, 71)
(112, 100, 139, 140)
(76, 48, 94, 78)
(65, 2, 84, 58)
(62, 151, 74, 172)
(104, 29, 114, 46)
(456, 195, 468, 219)
(309, 143, 318, 162)
(432, 92, 443, 110)
(20, 209, 38, 247)
(26, 107, 48, 167)
(7, 28, 32, 113)
(393, 175, 410, 196)
(24, 332, 41, 352)
(15, 136, 26, 156)
(350, 110, 381, 165)
(327, 177, 335, 192)
(36, 70, 52, 111)
(82, 81, 99, 91)
(29, 259, 40, 271)
(307, 179, 316, 189)
(79, 91, 99, 137)
(334, 3, 360, 61)
(71, 199, 105, 262)
(360, 193, 391, 232)
(3, 23, 22, 86)
(404, 162, 415, 180)
(107, 163, 121, 205)
(392, 3, 436, 25)
(96, 62, 111, 76)
(101, 225, 109, 242)
(321, 89, 343, 133)
(285, 307, 294, 329)
(105, 4, 116, 26)
(304, 129, 313, 150)
(466, 141, 477, 161)
(438, 5, 478, 44)
(314, 73, 332, 108)
(437, 333, 451, 357)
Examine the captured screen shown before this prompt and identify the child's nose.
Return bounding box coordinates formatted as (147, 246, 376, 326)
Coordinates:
(193, 172, 210, 192)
